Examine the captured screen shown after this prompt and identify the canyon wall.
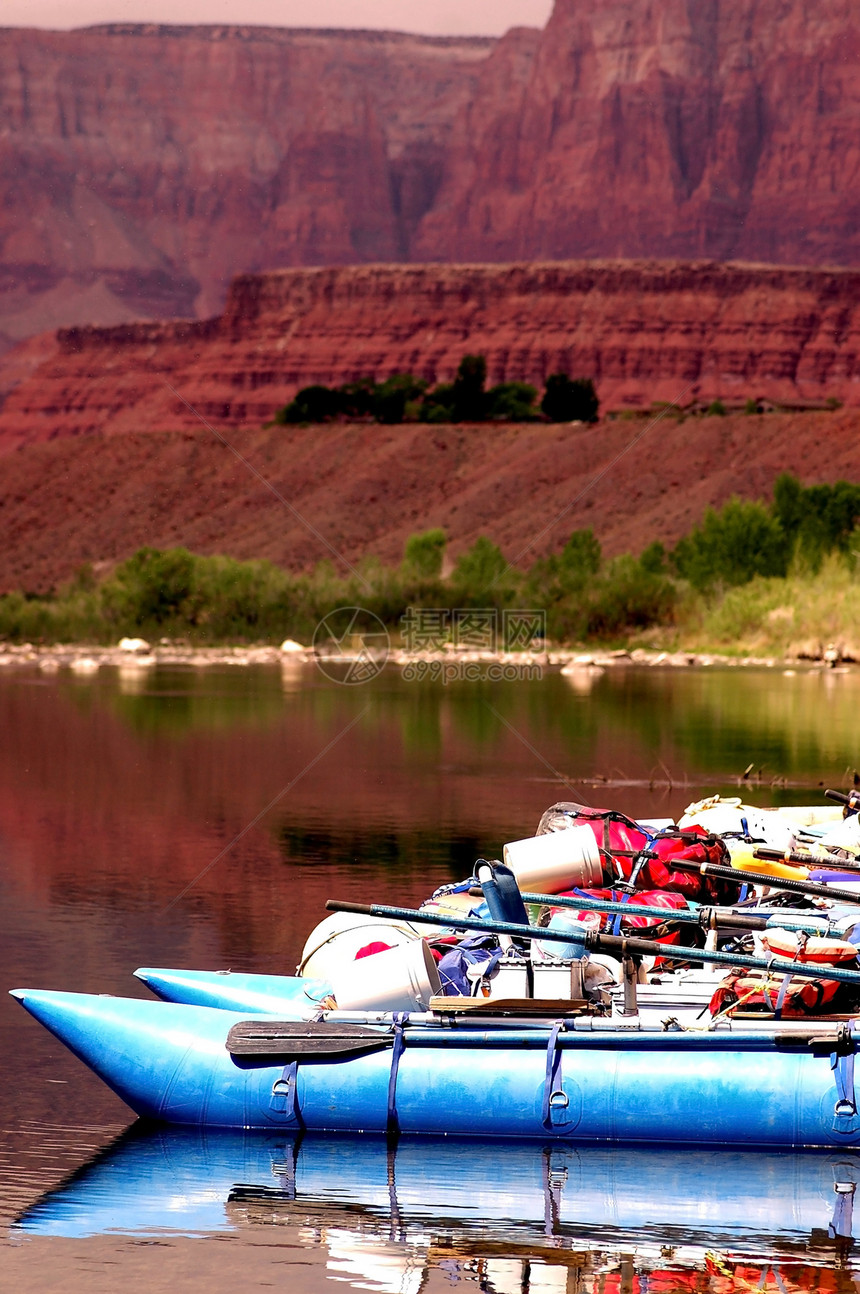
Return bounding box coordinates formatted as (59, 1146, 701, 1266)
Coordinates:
(0, 24, 498, 347)
(415, 0, 860, 267)
(4, 1, 860, 347)
(2, 260, 860, 451)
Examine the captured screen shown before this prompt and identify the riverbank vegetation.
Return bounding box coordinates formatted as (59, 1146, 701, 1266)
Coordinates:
(0, 474, 858, 655)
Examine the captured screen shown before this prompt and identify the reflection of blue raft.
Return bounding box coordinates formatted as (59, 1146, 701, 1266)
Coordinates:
(15, 1122, 860, 1256)
(10, 989, 860, 1147)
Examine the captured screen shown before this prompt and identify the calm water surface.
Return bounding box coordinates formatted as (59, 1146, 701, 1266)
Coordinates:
(2, 660, 860, 1292)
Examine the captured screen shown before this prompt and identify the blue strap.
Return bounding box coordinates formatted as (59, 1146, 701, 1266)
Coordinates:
(542, 1022, 565, 1128)
(832, 1023, 859, 1133)
(774, 974, 792, 1020)
(610, 889, 626, 937)
(270, 1060, 303, 1127)
(387, 1013, 408, 1137)
(833, 1048, 857, 1117)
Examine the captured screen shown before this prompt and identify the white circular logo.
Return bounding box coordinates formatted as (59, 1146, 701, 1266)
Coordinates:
(312, 607, 390, 685)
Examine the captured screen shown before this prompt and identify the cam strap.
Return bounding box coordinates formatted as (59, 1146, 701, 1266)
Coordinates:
(832, 1023, 860, 1134)
(386, 1012, 408, 1139)
(542, 1021, 567, 1128)
(270, 1060, 304, 1127)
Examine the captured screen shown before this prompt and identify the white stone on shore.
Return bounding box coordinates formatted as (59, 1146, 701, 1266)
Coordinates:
(118, 637, 151, 653)
(280, 639, 305, 654)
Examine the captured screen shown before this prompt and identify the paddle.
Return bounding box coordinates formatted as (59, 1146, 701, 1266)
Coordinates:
(227, 1020, 392, 1059)
(326, 899, 860, 988)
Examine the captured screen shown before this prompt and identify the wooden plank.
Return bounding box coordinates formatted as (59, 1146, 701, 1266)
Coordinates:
(429, 997, 588, 1016)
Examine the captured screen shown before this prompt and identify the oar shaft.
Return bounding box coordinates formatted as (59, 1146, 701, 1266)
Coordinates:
(325, 900, 860, 987)
(826, 789, 860, 810)
(326, 900, 585, 947)
(344, 1029, 850, 1052)
(519, 891, 771, 931)
(667, 857, 860, 905)
(753, 846, 860, 874)
(589, 929, 860, 986)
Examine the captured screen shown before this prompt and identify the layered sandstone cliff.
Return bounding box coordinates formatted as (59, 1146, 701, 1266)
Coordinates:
(4, 2, 860, 349)
(0, 24, 497, 347)
(1, 260, 859, 452)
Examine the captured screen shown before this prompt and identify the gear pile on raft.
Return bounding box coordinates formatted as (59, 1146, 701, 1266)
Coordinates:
(13, 788, 860, 1147)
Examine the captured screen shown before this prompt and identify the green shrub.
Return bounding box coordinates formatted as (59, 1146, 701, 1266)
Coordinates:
(486, 382, 539, 422)
(337, 378, 377, 419)
(672, 497, 788, 590)
(705, 400, 727, 416)
(420, 382, 455, 423)
(773, 473, 860, 570)
(450, 536, 514, 603)
(541, 374, 599, 423)
(372, 374, 427, 425)
(403, 528, 447, 579)
(583, 554, 677, 638)
(277, 385, 342, 424)
(450, 354, 488, 422)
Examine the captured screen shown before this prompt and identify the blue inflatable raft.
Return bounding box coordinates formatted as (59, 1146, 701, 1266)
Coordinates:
(10, 988, 860, 1147)
(135, 966, 331, 1015)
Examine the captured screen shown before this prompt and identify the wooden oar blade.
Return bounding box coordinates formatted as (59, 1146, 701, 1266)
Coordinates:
(226, 1020, 393, 1060)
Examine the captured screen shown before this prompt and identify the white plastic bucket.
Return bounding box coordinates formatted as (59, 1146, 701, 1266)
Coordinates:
(329, 938, 441, 1012)
(297, 910, 422, 980)
(502, 825, 602, 893)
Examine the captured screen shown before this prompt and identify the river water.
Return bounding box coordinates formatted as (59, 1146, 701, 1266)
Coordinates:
(1, 659, 859, 1292)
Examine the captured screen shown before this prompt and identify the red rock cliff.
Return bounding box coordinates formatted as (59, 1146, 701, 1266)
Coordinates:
(2, 259, 860, 451)
(415, 0, 860, 265)
(0, 24, 497, 347)
(4, 2, 860, 349)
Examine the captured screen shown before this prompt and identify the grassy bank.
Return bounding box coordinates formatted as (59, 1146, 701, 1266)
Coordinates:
(1, 545, 859, 662)
(1, 476, 858, 656)
(679, 556, 860, 658)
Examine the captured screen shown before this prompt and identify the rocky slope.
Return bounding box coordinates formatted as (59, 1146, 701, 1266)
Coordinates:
(0, 404, 857, 595)
(5, 1, 860, 348)
(1, 259, 860, 455)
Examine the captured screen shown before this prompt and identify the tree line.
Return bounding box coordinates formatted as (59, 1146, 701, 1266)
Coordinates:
(273, 355, 599, 426)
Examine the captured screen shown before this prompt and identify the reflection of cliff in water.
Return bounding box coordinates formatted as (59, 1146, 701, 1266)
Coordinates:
(15, 1124, 860, 1293)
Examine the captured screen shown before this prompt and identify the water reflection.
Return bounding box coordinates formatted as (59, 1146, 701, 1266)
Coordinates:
(28, 660, 860, 792)
(14, 1126, 860, 1289)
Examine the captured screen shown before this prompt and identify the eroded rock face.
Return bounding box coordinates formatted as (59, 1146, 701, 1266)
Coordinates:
(0, 24, 496, 347)
(3, 260, 860, 452)
(414, 0, 860, 266)
(4, 2, 860, 351)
